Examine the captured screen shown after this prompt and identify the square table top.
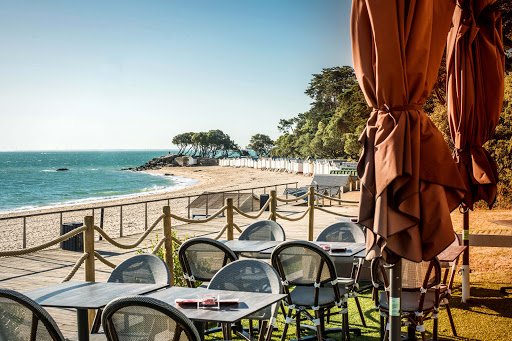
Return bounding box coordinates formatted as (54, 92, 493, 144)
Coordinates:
(23, 281, 168, 310)
(146, 286, 286, 323)
(259, 241, 366, 258)
(221, 240, 283, 253)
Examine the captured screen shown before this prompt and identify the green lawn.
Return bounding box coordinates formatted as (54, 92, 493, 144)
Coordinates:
(206, 281, 512, 341)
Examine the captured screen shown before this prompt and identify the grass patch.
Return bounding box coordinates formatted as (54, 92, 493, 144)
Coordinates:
(205, 281, 512, 341)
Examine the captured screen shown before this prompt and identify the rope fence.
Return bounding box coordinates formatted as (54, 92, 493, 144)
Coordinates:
(2, 185, 359, 285)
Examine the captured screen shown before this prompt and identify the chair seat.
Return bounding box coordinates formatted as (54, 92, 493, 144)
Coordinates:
(290, 285, 348, 307)
(337, 277, 355, 288)
(379, 290, 437, 312)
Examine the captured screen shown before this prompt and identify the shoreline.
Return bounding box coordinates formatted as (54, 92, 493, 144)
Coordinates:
(0, 166, 313, 219)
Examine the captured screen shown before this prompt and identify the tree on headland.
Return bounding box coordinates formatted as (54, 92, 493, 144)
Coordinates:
(247, 134, 274, 157)
(171, 130, 239, 158)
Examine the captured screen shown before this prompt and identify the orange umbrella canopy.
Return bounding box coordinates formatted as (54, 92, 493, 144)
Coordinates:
(351, 0, 466, 263)
(446, 0, 505, 209)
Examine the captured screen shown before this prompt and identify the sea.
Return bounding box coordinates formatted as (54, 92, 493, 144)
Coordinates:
(0, 150, 198, 214)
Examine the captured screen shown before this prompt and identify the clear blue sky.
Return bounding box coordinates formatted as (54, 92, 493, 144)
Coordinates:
(0, 1, 353, 151)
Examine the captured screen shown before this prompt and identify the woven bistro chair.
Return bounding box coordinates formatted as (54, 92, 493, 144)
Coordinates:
(239, 220, 286, 259)
(271, 241, 350, 341)
(439, 233, 462, 336)
(208, 259, 283, 341)
(90, 254, 171, 333)
(371, 257, 442, 341)
(102, 296, 201, 341)
(239, 220, 286, 241)
(178, 237, 238, 288)
(316, 222, 367, 328)
(0, 288, 65, 341)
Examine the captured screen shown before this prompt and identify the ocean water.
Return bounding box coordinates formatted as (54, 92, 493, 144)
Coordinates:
(0, 150, 197, 214)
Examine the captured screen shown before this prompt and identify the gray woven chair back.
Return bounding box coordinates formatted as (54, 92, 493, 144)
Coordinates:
(239, 220, 286, 241)
(271, 241, 337, 286)
(316, 222, 365, 243)
(102, 296, 201, 341)
(179, 237, 238, 284)
(372, 258, 441, 291)
(0, 288, 65, 341)
(107, 254, 171, 284)
(208, 259, 283, 319)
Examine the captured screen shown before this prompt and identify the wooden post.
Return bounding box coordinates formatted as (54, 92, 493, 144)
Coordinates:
(226, 198, 234, 240)
(99, 208, 104, 241)
(83, 215, 95, 327)
(308, 186, 315, 241)
(269, 190, 277, 222)
(22, 217, 26, 249)
(163, 206, 174, 285)
(119, 206, 123, 237)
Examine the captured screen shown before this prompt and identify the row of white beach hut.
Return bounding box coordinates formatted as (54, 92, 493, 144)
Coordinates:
(218, 157, 358, 176)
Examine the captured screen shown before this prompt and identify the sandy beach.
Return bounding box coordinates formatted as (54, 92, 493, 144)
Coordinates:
(0, 166, 331, 250)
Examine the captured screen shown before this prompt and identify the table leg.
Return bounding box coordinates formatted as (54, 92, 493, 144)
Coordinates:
(76, 308, 89, 341)
(193, 321, 205, 341)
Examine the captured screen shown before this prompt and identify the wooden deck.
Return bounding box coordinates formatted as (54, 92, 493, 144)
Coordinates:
(0, 201, 358, 338)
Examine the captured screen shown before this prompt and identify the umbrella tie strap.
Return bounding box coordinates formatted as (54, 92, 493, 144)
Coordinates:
(377, 103, 422, 112)
(420, 287, 427, 294)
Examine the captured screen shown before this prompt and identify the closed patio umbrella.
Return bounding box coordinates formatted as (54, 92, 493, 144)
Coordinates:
(446, 0, 505, 302)
(351, 0, 467, 338)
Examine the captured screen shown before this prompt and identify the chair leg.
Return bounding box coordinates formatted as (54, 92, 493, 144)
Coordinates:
(314, 310, 322, 341)
(418, 316, 427, 341)
(280, 308, 292, 341)
(295, 310, 301, 340)
(90, 309, 102, 333)
(433, 315, 438, 341)
(445, 304, 457, 336)
(257, 321, 268, 341)
(380, 315, 385, 341)
(354, 296, 367, 327)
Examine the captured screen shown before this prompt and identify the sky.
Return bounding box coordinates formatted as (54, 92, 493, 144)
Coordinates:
(0, 1, 354, 151)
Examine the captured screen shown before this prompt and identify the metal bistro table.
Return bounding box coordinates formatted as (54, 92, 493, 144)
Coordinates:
(259, 241, 366, 258)
(23, 281, 167, 341)
(146, 286, 287, 340)
(221, 240, 283, 256)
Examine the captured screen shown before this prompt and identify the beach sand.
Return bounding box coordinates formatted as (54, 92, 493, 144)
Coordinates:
(0, 166, 326, 250)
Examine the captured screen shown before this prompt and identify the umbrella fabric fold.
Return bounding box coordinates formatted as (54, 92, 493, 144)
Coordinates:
(446, 0, 504, 209)
(351, 0, 466, 263)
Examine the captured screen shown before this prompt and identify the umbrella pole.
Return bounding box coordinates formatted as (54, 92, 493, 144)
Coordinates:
(389, 259, 402, 341)
(462, 209, 470, 302)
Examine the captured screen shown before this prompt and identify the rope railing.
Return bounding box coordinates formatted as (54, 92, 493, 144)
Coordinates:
(232, 199, 270, 219)
(214, 223, 230, 240)
(61, 253, 89, 282)
(314, 192, 359, 204)
(275, 207, 311, 222)
(94, 214, 164, 250)
(315, 206, 357, 217)
(275, 191, 310, 203)
(169, 205, 227, 223)
(233, 223, 242, 233)
(0, 225, 87, 257)
(94, 251, 117, 269)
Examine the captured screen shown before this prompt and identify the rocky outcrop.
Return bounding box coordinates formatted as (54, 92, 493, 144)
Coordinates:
(123, 154, 219, 171)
